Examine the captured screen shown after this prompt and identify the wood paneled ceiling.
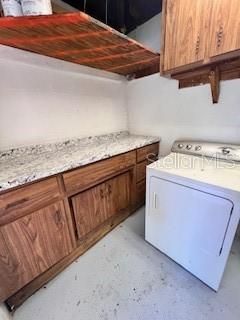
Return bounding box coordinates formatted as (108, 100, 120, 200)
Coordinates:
(0, 2, 162, 78)
(0, 12, 160, 77)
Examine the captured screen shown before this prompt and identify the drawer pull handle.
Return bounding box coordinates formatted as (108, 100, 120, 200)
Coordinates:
(6, 198, 29, 210)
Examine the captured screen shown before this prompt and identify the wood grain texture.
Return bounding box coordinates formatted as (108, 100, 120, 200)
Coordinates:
(0, 178, 60, 227)
(136, 160, 148, 183)
(162, 0, 240, 76)
(209, 66, 220, 104)
(0, 201, 73, 301)
(175, 57, 240, 90)
(128, 59, 160, 80)
(209, 0, 240, 59)
(72, 172, 130, 239)
(0, 12, 159, 77)
(163, 0, 209, 72)
(160, 0, 167, 75)
(136, 180, 146, 208)
(6, 205, 132, 310)
(56, 175, 77, 249)
(109, 172, 131, 215)
(2, 143, 158, 307)
(136, 143, 159, 163)
(63, 151, 136, 195)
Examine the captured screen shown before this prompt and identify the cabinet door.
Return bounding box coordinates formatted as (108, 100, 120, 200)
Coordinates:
(136, 180, 146, 208)
(0, 201, 74, 301)
(163, 0, 210, 72)
(208, 0, 240, 59)
(72, 172, 131, 240)
(109, 172, 131, 216)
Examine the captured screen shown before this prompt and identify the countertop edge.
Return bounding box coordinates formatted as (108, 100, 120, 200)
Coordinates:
(0, 135, 160, 193)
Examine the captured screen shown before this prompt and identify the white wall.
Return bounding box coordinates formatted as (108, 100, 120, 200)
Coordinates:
(128, 14, 161, 52)
(127, 14, 240, 155)
(1, 12, 240, 154)
(0, 46, 127, 150)
(0, 305, 11, 320)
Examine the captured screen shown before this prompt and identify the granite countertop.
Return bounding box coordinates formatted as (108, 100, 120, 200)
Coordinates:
(0, 131, 160, 192)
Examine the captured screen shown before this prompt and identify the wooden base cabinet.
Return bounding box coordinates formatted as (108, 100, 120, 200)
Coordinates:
(135, 143, 159, 207)
(0, 201, 74, 301)
(0, 142, 159, 309)
(72, 172, 131, 240)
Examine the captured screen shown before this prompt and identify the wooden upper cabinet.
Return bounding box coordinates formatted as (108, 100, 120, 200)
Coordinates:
(161, 0, 240, 74)
(72, 172, 131, 240)
(162, 0, 209, 72)
(0, 201, 74, 301)
(208, 0, 240, 59)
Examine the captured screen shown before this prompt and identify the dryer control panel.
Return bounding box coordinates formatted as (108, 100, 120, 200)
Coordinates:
(172, 141, 240, 162)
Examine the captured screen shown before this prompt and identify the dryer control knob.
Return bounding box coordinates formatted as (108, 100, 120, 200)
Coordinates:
(186, 145, 192, 150)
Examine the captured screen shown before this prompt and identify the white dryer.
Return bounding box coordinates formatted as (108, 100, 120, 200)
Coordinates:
(145, 141, 240, 291)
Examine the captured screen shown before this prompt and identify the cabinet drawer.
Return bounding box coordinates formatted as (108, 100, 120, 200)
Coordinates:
(136, 160, 148, 183)
(63, 151, 136, 194)
(136, 180, 146, 206)
(137, 143, 159, 163)
(0, 178, 60, 226)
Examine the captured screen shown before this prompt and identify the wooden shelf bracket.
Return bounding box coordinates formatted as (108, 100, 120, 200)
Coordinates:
(209, 67, 220, 104)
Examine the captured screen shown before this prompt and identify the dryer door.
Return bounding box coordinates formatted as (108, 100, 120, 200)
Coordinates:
(145, 176, 233, 291)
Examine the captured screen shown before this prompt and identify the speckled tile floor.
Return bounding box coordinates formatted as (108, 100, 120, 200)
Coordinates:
(13, 207, 240, 320)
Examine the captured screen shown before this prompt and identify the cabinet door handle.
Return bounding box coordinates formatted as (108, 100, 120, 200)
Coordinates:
(217, 24, 224, 48)
(100, 189, 104, 199)
(195, 34, 200, 55)
(153, 192, 157, 209)
(55, 210, 62, 224)
(108, 184, 112, 195)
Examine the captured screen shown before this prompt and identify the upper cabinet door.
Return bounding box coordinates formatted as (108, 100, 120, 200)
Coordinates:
(208, 0, 240, 59)
(162, 0, 210, 72)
